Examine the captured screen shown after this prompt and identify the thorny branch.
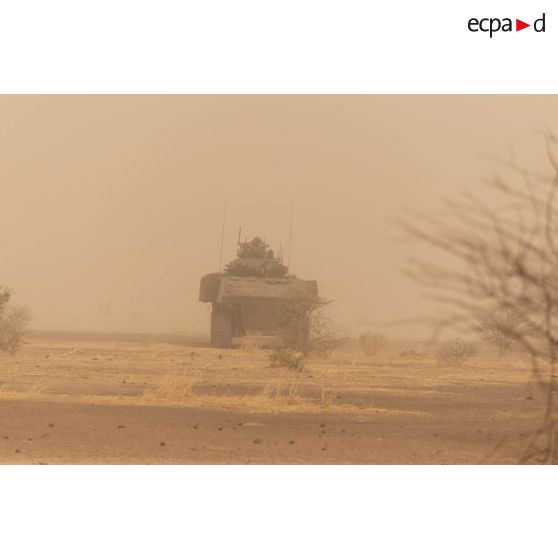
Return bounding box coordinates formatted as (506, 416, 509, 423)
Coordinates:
(403, 132, 558, 464)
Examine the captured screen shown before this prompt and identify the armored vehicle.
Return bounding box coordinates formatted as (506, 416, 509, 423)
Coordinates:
(199, 236, 318, 348)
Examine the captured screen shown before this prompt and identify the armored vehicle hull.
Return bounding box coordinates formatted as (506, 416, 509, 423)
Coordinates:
(199, 273, 318, 348)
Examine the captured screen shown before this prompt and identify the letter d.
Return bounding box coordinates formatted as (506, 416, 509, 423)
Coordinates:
(534, 13, 546, 32)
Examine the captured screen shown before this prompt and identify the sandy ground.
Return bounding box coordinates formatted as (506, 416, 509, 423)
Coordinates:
(0, 334, 545, 464)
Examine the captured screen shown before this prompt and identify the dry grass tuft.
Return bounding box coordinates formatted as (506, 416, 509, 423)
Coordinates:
(269, 347, 305, 370)
(319, 385, 338, 408)
(258, 377, 304, 406)
(144, 373, 195, 403)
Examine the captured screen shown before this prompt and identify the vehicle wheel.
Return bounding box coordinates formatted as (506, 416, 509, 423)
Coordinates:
(211, 310, 234, 348)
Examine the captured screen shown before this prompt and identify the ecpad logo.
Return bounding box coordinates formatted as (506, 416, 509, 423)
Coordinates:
(468, 13, 546, 37)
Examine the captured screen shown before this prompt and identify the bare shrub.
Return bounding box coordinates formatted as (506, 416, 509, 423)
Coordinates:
(0, 287, 31, 355)
(402, 131, 558, 462)
(269, 347, 305, 371)
(274, 295, 347, 357)
(359, 331, 387, 356)
(311, 333, 347, 358)
(478, 309, 526, 356)
(436, 339, 477, 367)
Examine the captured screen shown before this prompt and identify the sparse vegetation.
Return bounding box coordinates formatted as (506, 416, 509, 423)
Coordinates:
(404, 132, 558, 462)
(144, 373, 195, 403)
(319, 385, 338, 408)
(0, 334, 540, 465)
(269, 347, 305, 370)
(478, 309, 525, 356)
(359, 331, 387, 356)
(436, 339, 477, 367)
(0, 287, 31, 355)
(259, 376, 304, 406)
(239, 338, 260, 352)
(273, 295, 347, 357)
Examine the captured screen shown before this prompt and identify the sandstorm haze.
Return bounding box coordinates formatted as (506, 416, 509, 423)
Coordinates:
(0, 95, 556, 336)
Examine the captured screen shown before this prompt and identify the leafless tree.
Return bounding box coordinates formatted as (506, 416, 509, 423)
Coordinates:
(402, 130, 558, 463)
(0, 286, 31, 354)
(479, 308, 526, 356)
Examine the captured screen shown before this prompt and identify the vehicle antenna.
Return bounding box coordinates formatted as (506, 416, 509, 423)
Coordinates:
(218, 201, 227, 273)
(287, 202, 294, 274)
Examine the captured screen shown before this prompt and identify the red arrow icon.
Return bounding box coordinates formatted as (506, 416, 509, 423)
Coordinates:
(516, 19, 530, 31)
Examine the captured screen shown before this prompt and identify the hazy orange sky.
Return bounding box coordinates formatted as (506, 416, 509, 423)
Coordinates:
(1, 95, 556, 337)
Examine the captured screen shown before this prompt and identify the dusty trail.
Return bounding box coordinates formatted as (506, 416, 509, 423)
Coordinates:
(0, 397, 537, 464)
(0, 335, 544, 464)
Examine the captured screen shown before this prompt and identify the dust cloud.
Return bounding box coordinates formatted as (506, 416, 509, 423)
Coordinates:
(0, 95, 556, 337)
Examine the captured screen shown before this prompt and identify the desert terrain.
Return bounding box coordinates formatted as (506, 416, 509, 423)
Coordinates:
(0, 332, 545, 464)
